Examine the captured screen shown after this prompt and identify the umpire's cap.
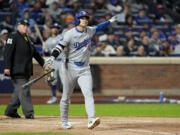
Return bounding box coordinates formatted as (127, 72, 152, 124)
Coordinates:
(18, 19, 29, 26)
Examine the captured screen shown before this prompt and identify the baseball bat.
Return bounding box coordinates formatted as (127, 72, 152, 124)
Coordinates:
(22, 69, 55, 88)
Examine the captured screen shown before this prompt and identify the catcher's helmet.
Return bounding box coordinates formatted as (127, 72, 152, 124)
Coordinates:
(75, 11, 89, 25)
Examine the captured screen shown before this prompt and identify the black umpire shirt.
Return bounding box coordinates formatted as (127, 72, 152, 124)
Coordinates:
(4, 31, 44, 79)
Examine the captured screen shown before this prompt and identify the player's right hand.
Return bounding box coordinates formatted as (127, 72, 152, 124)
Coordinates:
(109, 15, 118, 23)
(43, 56, 55, 70)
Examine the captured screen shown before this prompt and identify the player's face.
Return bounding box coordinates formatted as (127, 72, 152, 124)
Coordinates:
(79, 16, 88, 27)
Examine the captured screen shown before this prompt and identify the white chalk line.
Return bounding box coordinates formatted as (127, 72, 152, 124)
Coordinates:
(124, 129, 178, 135)
(102, 125, 178, 135)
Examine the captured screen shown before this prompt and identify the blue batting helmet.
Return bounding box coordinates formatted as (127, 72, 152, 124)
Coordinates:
(75, 11, 89, 25)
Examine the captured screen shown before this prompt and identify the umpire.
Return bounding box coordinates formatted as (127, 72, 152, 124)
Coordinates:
(4, 19, 44, 119)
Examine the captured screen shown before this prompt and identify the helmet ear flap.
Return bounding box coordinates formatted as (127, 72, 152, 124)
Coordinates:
(75, 16, 80, 25)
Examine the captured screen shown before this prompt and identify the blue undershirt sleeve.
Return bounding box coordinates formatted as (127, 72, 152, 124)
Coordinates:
(95, 21, 110, 32)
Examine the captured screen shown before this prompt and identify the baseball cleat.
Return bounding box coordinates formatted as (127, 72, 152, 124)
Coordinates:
(46, 96, 57, 104)
(88, 117, 100, 129)
(62, 122, 72, 129)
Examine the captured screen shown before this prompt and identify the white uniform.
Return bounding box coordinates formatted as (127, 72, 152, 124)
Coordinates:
(58, 26, 96, 123)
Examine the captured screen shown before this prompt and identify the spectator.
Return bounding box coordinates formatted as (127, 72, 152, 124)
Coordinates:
(46, 0, 59, 7)
(16, 0, 30, 18)
(62, 20, 75, 34)
(154, 5, 172, 22)
(0, 29, 8, 45)
(48, 1, 62, 20)
(65, 13, 74, 24)
(0, 29, 8, 60)
(141, 35, 152, 55)
(39, 0, 48, 8)
(139, 29, 147, 39)
(107, 33, 118, 49)
(94, 0, 106, 10)
(168, 31, 179, 47)
(124, 38, 137, 56)
(43, 18, 53, 32)
(1, 15, 14, 32)
(125, 30, 134, 41)
(88, 11, 98, 26)
(125, 14, 136, 28)
(57, 11, 67, 27)
(42, 29, 51, 42)
(8, 0, 20, 24)
(149, 30, 161, 52)
(135, 8, 151, 22)
(0, 39, 4, 60)
(117, 5, 129, 23)
(92, 34, 116, 56)
(116, 45, 124, 56)
(23, 10, 36, 31)
(103, 12, 113, 34)
(136, 45, 145, 56)
(168, 31, 179, 54)
(0, 0, 9, 9)
(106, 0, 122, 12)
(67, 0, 81, 13)
(30, 0, 43, 21)
(157, 40, 172, 56)
(37, 10, 54, 25)
(175, 24, 180, 43)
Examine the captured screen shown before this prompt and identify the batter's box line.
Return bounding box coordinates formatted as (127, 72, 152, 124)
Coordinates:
(102, 126, 178, 135)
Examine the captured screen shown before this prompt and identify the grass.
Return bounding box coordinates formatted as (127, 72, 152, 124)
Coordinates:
(0, 104, 180, 135)
(0, 104, 180, 117)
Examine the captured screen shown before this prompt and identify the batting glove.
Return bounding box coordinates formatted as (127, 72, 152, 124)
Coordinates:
(44, 56, 55, 68)
(109, 16, 118, 23)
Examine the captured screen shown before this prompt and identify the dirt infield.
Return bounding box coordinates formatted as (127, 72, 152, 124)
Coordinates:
(0, 116, 180, 135)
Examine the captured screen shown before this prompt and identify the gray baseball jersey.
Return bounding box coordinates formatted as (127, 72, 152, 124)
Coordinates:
(58, 26, 96, 66)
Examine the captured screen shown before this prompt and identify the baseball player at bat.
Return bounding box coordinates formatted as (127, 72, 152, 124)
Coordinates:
(44, 11, 117, 129)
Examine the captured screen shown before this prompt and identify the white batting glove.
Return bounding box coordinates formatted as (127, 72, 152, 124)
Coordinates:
(44, 56, 55, 68)
(109, 15, 118, 23)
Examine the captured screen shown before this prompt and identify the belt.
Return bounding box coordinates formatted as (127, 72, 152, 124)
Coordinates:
(66, 59, 85, 66)
(56, 58, 62, 61)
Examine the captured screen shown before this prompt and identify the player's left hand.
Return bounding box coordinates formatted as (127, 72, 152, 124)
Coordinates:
(109, 15, 118, 23)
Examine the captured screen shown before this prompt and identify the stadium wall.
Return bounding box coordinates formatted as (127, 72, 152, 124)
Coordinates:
(32, 57, 180, 96)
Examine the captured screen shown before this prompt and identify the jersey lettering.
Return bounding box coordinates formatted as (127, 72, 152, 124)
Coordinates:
(74, 38, 91, 50)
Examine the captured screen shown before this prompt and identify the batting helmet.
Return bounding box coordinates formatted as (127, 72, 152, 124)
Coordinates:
(75, 11, 89, 25)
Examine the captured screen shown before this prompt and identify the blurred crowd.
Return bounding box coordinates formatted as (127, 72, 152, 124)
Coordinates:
(0, 0, 180, 59)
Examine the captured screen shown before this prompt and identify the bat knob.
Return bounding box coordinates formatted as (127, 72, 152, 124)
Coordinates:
(22, 84, 28, 89)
